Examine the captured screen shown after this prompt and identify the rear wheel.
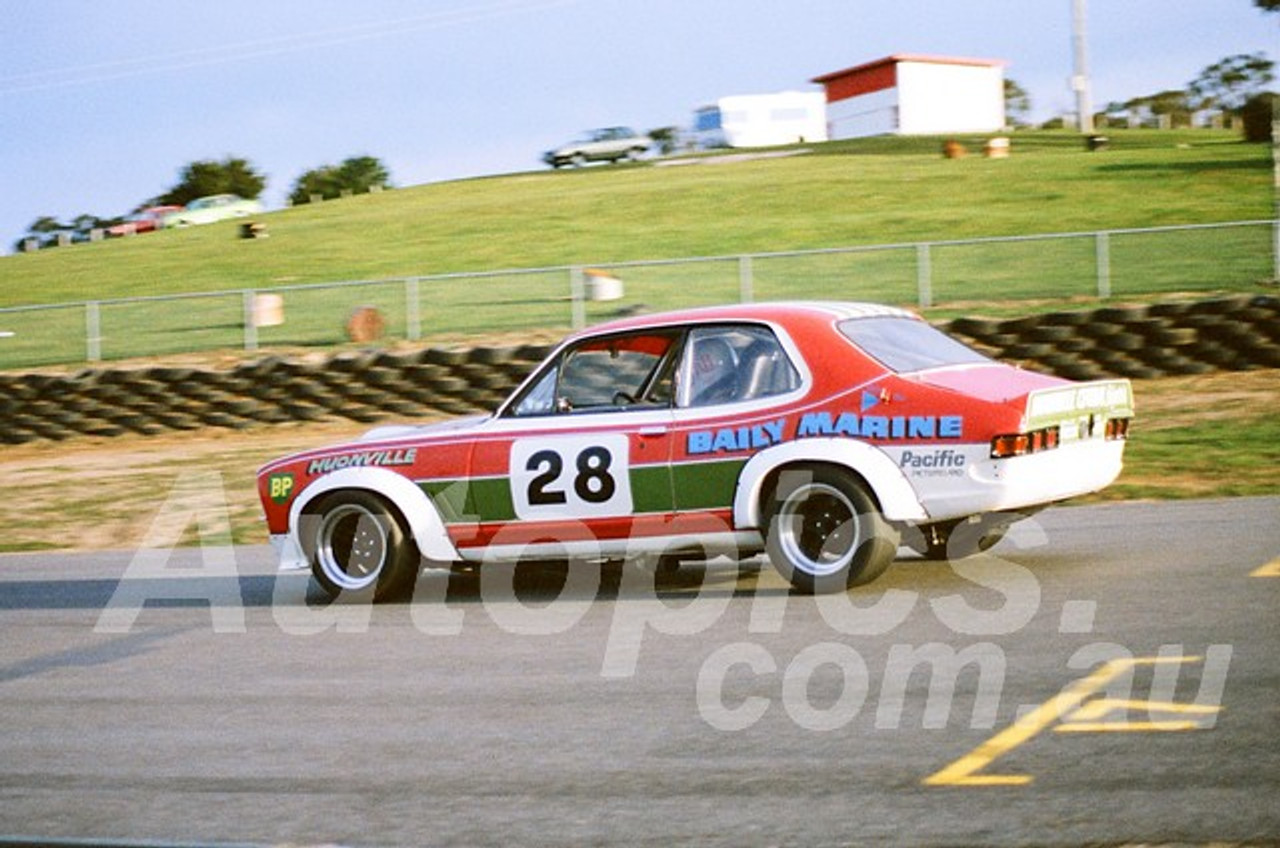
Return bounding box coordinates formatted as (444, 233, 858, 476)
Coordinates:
(764, 465, 899, 594)
(304, 491, 420, 602)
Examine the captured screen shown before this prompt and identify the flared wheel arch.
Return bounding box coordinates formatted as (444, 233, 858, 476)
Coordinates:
(287, 466, 460, 565)
(733, 438, 928, 532)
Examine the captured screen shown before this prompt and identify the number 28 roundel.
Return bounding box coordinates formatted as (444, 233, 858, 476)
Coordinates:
(509, 434, 633, 520)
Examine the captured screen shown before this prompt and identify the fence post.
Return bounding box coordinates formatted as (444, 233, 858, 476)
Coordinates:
(86, 301, 102, 362)
(242, 290, 258, 352)
(1272, 94, 1280, 281)
(739, 255, 754, 303)
(1095, 231, 1112, 299)
(406, 277, 422, 341)
(570, 266, 586, 330)
(916, 243, 933, 309)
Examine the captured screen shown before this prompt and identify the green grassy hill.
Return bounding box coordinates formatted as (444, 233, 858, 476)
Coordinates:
(0, 130, 1271, 310)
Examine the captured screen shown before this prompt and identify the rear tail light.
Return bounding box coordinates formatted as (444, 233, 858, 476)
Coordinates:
(1105, 417, 1130, 440)
(991, 418, 1130, 458)
(990, 426, 1060, 459)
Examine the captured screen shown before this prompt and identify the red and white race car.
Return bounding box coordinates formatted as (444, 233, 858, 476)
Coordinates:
(257, 302, 1134, 599)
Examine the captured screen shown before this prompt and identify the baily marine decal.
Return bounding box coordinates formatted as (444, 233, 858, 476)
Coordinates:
(686, 410, 965, 456)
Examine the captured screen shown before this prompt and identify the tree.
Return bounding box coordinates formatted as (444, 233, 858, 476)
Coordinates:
(158, 156, 266, 206)
(289, 155, 390, 205)
(1003, 79, 1032, 126)
(1125, 90, 1195, 127)
(13, 213, 116, 251)
(647, 127, 680, 155)
(1255, 0, 1279, 11)
(1188, 52, 1275, 114)
(26, 216, 63, 236)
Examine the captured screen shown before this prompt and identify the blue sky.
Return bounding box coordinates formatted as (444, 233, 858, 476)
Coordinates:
(0, 0, 1273, 256)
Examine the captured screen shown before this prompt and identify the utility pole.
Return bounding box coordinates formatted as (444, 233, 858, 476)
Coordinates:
(1071, 0, 1094, 133)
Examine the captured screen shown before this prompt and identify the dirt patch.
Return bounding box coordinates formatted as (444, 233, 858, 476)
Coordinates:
(0, 420, 377, 552)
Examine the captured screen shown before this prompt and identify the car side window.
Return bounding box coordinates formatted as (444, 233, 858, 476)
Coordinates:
(508, 331, 680, 417)
(678, 325, 800, 408)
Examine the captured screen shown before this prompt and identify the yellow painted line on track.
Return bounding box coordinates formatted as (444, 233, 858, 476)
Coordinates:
(1054, 698, 1220, 733)
(1250, 557, 1280, 577)
(923, 656, 1200, 788)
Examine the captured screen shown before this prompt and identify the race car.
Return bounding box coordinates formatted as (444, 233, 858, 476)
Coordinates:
(257, 302, 1134, 600)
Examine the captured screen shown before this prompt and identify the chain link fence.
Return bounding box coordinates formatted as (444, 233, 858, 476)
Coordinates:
(0, 220, 1274, 370)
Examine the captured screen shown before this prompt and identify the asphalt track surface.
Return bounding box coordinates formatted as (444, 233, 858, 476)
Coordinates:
(0, 497, 1277, 847)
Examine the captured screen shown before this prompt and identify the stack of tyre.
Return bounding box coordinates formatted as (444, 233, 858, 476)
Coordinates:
(946, 295, 1280, 380)
(0, 344, 553, 445)
(3, 295, 1278, 446)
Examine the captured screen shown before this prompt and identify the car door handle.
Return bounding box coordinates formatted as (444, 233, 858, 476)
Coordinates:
(638, 426, 668, 437)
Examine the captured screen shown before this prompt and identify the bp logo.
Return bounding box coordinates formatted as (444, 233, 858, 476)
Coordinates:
(268, 473, 295, 504)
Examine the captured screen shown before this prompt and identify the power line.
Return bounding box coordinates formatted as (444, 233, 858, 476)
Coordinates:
(0, 0, 582, 95)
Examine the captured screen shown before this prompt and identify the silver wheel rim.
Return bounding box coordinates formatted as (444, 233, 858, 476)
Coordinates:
(777, 483, 861, 577)
(317, 504, 389, 591)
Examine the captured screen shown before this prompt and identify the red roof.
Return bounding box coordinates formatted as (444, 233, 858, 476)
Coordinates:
(811, 54, 1006, 102)
(812, 53, 1007, 84)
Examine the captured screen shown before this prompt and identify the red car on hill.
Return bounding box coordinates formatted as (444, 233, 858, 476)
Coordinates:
(257, 302, 1133, 600)
(105, 205, 183, 237)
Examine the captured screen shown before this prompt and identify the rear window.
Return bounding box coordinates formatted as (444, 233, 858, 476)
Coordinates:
(839, 317, 991, 373)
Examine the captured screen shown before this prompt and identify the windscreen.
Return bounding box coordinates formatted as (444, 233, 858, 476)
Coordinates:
(839, 317, 991, 373)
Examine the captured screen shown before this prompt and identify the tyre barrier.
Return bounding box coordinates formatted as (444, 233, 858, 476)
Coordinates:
(0, 295, 1276, 445)
(945, 295, 1280, 382)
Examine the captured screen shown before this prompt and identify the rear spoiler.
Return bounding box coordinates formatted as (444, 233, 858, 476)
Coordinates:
(1025, 379, 1134, 431)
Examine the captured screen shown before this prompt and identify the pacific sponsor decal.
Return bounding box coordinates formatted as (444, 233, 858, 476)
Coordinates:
(899, 448, 968, 478)
(306, 448, 418, 476)
(686, 412, 965, 455)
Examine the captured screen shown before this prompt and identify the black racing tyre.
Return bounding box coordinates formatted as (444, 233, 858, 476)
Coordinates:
(468, 346, 518, 366)
(1101, 332, 1146, 352)
(1027, 325, 1077, 343)
(303, 490, 420, 602)
(764, 465, 900, 594)
(1042, 310, 1091, 327)
(1004, 342, 1055, 359)
(1143, 326, 1199, 347)
(948, 317, 1003, 339)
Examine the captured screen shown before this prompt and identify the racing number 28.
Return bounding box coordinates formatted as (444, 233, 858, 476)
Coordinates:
(510, 435, 633, 519)
(526, 446, 616, 505)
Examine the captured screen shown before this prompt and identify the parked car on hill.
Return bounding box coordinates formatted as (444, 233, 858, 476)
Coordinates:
(543, 127, 652, 168)
(257, 301, 1134, 601)
(105, 205, 184, 237)
(162, 194, 262, 227)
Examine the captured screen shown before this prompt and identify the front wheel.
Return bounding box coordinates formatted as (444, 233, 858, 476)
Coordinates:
(303, 491, 420, 602)
(764, 465, 900, 594)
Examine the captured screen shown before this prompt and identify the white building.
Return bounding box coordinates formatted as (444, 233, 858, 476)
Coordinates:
(693, 91, 829, 149)
(811, 54, 1006, 138)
